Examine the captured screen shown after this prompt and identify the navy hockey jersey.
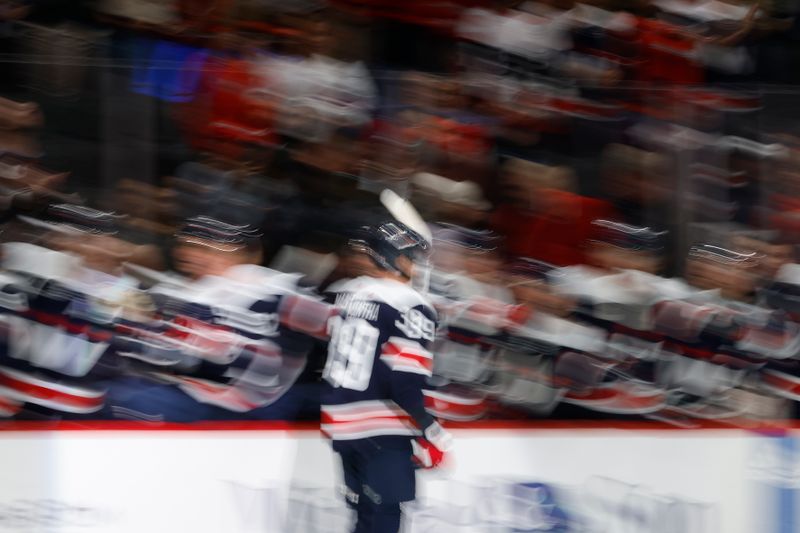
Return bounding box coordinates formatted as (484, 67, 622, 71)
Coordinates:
(0, 243, 141, 415)
(321, 276, 438, 443)
(116, 264, 333, 413)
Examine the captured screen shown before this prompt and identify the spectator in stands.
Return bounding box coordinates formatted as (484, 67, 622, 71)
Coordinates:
(600, 143, 678, 271)
(601, 143, 670, 228)
(358, 127, 421, 197)
(411, 172, 492, 229)
(255, 12, 377, 145)
(457, 0, 574, 74)
(491, 157, 616, 265)
(393, 73, 495, 185)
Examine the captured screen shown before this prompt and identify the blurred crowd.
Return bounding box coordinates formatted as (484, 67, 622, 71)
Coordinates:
(1, 0, 800, 425)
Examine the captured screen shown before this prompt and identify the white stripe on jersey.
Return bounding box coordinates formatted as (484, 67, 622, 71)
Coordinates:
(8, 319, 109, 377)
(321, 419, 422, 440)
(0, 367, 105, 413)
(0, 367, 105, 397)
(322, 399, 409, 421)
(380, 336, 434, 376)
(321, 400, 422, 440)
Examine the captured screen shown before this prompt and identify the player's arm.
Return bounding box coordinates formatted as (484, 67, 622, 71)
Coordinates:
(277, 289, 340, 340)
(383, 304, 452, 468)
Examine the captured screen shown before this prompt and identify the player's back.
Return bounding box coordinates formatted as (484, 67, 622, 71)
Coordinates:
(322, 275, 437, 446)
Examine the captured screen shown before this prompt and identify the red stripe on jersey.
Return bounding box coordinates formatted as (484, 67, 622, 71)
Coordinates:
(321, 401, 414, 424)
(563, 387, 618, 402)
(423, 390, 488, 421)
(321, 418, 420, 440)
(0, 369, 104, 412)
(167, 316, 233, 339)
(20, 310, 112, 343)
(762, 370, 800, 399)
(28, 309, 62, 327)
(87, 329, 113, 343)
(564, 384, 666, 413)
(247, 343, 280, 359)
(610, 390, 665, 412)
(174, 377, 261, 412)
(709, 353, 762, 369)
(320, 400, 419, 440)
(0, 395, 20, 417)
(611, 323, 664, 343)
(321, 412, 414, 425)
(384, 352, 433, 371)
(381, 340, 433, 372)
(321, 400, 421, 440)
(664, 342, 715, 361)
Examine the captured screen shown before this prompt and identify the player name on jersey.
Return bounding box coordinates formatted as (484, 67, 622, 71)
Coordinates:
(333, 292, 380, 322)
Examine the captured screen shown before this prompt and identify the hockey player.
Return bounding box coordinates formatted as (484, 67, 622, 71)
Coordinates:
(321, 220, 452, 533)
(662, 244, 791, 421)
(544, 222, 685, 417)
(0, 204, 152, 419)
(426, 225, 515, 387)
(107, 215, 333, 421)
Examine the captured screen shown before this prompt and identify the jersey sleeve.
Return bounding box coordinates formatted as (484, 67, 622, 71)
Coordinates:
(383, 303, 438, 432)
(380, 337, 434, 376)
(277, 290, 340, 340)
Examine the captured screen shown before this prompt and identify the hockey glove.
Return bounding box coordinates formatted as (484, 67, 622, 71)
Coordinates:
(412, 421, 453, 469)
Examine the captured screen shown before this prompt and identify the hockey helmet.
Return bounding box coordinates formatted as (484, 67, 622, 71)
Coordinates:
(176, 215, 262, 253)
(590, 220, 666, 252)
(349, 220, 431, 278)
